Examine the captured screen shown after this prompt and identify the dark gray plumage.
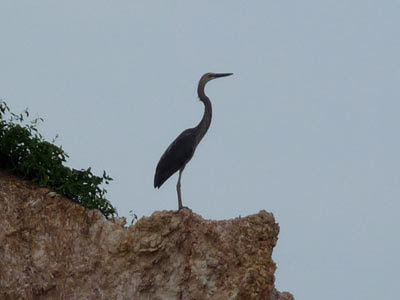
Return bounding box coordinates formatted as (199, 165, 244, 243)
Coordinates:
(154, 72, 233, 209)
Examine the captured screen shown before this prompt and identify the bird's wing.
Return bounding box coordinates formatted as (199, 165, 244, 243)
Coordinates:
(154, 129, 197, 188)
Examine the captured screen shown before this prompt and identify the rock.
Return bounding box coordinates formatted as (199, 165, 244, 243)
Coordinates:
(0, 171, 294, 300)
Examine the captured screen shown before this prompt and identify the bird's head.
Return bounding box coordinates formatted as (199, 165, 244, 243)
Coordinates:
(200, 72, 233, 84)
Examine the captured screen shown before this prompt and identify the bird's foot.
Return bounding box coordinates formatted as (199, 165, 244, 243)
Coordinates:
(178, 205, 190, 210)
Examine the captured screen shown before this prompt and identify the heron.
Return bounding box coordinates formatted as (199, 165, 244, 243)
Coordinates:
(154, 72, 233, 210)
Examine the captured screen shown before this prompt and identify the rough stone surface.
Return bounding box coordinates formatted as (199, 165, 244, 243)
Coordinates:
(0, 171, 294, 300)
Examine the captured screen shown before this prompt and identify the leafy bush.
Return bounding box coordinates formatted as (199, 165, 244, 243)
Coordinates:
(0, 101, 116, 218)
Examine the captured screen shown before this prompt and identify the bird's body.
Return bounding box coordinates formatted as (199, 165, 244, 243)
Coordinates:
(154, 128, 197, 189)
(154, 72, 233, 209)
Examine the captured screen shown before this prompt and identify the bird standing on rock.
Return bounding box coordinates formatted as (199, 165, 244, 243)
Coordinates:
(154, 72, 233, 210)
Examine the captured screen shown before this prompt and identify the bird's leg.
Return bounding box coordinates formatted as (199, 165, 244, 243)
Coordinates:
(177, 169, 183, 210)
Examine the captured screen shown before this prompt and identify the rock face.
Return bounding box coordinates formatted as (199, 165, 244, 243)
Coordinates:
(0, 171, 293, 300)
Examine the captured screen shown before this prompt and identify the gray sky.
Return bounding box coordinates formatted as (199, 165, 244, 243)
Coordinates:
(1, 1, 399, 299)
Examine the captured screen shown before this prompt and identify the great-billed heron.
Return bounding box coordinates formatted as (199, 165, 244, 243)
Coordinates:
(154, 72, 233, 209)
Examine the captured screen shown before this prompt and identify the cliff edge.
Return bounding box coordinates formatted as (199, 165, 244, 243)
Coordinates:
(0, 171, 293, 300)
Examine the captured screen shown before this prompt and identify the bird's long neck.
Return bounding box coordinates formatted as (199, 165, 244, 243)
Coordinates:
(194, 81, 212, 145)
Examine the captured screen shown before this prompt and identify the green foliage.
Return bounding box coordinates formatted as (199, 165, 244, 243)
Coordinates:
(129, 209, 138, 225)
(0, 101, 116, 218)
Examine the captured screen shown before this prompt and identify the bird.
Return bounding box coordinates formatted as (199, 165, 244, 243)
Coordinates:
(154, 72, 233, 210)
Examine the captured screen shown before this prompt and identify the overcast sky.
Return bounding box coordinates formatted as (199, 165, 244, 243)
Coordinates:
(1, 1, 399, 299)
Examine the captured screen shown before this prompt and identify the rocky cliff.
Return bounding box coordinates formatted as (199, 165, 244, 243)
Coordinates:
(0, 171, 293, 300)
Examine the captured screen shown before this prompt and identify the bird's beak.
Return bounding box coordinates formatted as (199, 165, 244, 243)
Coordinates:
(213, 73, 233, 78)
